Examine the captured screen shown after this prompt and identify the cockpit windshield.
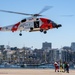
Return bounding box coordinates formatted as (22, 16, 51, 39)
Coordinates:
(47, 20, 51, 23)
(21, 19, 26, 22)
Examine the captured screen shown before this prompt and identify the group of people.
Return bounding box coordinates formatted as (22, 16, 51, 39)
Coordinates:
(54, 61, 69, 73)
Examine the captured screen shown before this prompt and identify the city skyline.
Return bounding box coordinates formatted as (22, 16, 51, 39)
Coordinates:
(0, 0, 75, 49)
(0, 41, 75, 50)
(0, 43, 75, 65)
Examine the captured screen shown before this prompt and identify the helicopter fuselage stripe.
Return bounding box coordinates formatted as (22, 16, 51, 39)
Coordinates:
(11, 22, 20, 32)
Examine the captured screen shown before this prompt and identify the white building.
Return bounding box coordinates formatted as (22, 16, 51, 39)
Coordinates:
(49, 49, 59, 63)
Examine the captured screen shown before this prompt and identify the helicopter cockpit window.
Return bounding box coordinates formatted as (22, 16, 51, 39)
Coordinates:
(21, 19, 26, 23)
(47, 20, 51, 24)
(36, 18, 39, 20)
(52, 22, 57, 27)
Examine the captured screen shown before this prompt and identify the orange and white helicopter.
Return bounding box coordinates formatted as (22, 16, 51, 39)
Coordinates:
(0, 6, 62, 36)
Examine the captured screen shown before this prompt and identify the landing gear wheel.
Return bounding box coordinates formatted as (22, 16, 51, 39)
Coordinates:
(40, 29, 43, 32)
(30, 27, 33, 31)
(19, 33, 22, 36)
(19, 30, 22, 36)
(44, 31, 47, 34)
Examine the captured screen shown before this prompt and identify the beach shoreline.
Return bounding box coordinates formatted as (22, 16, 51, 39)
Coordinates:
(0, 69, 74, 75)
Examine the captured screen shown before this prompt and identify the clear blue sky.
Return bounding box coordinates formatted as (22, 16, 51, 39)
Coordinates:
(0, 0, 75, 49)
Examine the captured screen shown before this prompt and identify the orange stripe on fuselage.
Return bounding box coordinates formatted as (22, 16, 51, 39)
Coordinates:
(48, 23, 53, 29)
(40, 18, 48, 30)
(11, 22, 20, 32)
(40, 18, 53, 30)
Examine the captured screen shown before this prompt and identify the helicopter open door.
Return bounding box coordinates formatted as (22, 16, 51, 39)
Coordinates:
(34, 21, 39, 28)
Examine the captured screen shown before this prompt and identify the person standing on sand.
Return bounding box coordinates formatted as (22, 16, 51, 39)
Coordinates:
(63, 62, 65, 72)
(66, 62, 69, 73)
(64, 62, 69, 73)
(54, 62, 59, 72)
(60, 62, 63, 72)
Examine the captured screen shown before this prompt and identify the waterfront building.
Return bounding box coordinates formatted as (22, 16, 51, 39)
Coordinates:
(48, 49, 59, 63)
(71, 51, 75, 64)
(71, 42, 75, 51)
(0, 45, 5, 52)
(61, 49, 72, 63)
(0, 51, 3, 64)
(42, 42, 52, 50)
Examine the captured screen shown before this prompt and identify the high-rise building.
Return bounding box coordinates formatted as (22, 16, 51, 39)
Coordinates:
(0, 45, 5, 52)
(71, 42, 75, 51)
(42, 42, 52, 50)
(49, 49, 59, 63)
(61, 49, 72, 63)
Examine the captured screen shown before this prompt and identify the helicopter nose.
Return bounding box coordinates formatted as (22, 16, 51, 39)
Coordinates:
(54, 24, 62, 28)
(57, 24, 62, 27)
(52, 22, 62, 28)
(52, 22, 58, 28)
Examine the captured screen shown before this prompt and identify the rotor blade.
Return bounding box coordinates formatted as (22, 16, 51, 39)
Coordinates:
(38, 6, 53, 14)
(0, 9, 33, 16)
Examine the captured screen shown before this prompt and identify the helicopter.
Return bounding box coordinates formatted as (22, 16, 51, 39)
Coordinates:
(0, 6, 62, 36)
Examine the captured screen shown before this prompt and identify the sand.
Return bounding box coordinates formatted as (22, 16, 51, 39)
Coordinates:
(0, 69, 74, 75)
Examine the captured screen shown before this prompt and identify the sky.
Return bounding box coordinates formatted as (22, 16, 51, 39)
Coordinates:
(0, 0, 75, 49)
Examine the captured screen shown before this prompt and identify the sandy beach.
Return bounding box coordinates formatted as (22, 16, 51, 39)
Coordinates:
(0, 69, 74, 75)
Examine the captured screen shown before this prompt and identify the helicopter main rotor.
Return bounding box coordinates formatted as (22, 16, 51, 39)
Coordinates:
(0, 6, 53, 17)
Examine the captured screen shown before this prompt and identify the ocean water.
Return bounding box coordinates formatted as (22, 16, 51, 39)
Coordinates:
(0, 64, 75, 69)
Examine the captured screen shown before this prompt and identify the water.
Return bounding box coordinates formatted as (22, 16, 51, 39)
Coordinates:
(0, 64, 75, 69)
